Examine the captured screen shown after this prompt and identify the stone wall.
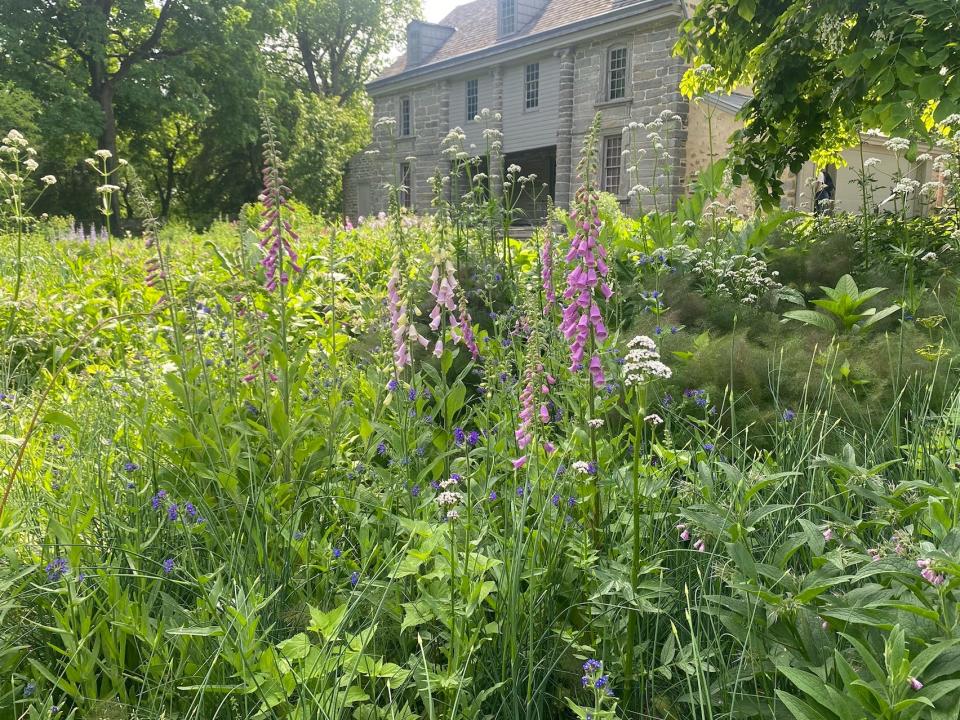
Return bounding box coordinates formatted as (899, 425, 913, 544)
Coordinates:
(345, 18, 691, 218)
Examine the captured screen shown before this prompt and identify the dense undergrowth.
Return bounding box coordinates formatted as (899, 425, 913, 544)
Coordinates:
(2, 114, 960, 720)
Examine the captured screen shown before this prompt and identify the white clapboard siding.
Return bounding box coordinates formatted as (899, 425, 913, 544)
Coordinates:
(450, 73, 495, 150)
(502, 55, 559, 153)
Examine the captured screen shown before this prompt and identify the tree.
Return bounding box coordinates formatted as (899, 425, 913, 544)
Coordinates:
(0, 0, 242, 226)
(272, 0, 419, 102)
(677, 0, 960, 205)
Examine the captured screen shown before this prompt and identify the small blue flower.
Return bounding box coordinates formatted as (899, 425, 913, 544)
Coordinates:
(184, 502, 197, 519)
(387, 379, 399, 392)
(123, 461, 139, 472)
(332, 548, 343, 560)
(551, 494, 560, 506)
(453, 427, 465, 445)
(411, 484, 420, 497)
(162, 558, 175, 575)
(350, 571, 360, 587)
(45, 557, 68, 582)
(376, 441, 387, 456)
(23, 681, 36, 698)
(783, 408, 796, 422)
(467, 430, 479, 446)
(489, 491, 497, 501)
(150, 490, 167, 510)
(408, 387, 417, 401)
(167, 504, 179, 522)
(704, 443, 715, 452)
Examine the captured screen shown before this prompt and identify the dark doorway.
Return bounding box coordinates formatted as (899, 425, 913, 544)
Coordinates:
(503, 145, 556, 225)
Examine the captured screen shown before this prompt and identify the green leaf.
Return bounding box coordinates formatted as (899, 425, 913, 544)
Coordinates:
(277, 632, 312, 660)
(308, 603, 348, 641)
(783, 310, 835, 332)
(737, 0, 756, 21)
(775, 690, 830, 720)
(41, 410, 81, 433)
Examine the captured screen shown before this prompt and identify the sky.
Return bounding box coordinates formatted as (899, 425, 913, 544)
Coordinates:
(422, 0, 464, 23)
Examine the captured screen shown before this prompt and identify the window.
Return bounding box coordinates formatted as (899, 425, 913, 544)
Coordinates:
(602, 136, 622, 194)
(499, 0, 516, 35)
(607, 47, 628, 100)
(399, 97, 411, 137)
(399, 162, 412, 209)
(466, 79, 479, 121)
(524, 63, 539, 110)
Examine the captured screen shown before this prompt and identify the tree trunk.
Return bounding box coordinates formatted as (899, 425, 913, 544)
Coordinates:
(297, 30, 321, 95)
(96, 81, 124, 234)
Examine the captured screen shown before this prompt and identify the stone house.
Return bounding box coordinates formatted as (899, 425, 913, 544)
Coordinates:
(344, 0, 692, 222)
(343, 0, 942, 221)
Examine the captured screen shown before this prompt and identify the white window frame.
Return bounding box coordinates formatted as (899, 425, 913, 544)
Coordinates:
(524, 63, 540, 111)
(466, 79, 479, 121)
(606, 46, 629, 101)
(601, 135, 622, 194)
(499, 0, 516, 35)
(399, 161, 412, 208)
(399, 96, 412, 137)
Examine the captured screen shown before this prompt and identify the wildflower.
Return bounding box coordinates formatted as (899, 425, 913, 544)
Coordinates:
(387, 378, 399, 392)
(150, 490, 167, 510)
(693, 538, 706, 552)
(489, 491, 498, 501)
(184, 502, 197, 519)
(541, 232, 556, 312)
(552, 493, 561, 506)
(408, 387, 417, 401)
(909, 677, 923, 691)
(387, 265, 429, 369)
(23, 681, 36, 697)
(703, 443, 715, 452)
(162, 558, 175, 575)
(45, 557, 69, 582)
(587, 418, 604, 429)
(543, 440, 556, 453)
(257, 112, 301, 291)
(822, 528, 834, 542)
(782, 408, 796, 422)
(376, 441, 387, 455)
(41, 174, 57, 185)
(512, 456, 528, 469)
(559, 120, 612, 386)
(427, 250, 459, 357)
(467, 430, 479, 446)
(450, 292, 480, 360)
(94, 148, 113, 159)
(123, 461, 139, 472)
(332, 547, 343, 559)
(350, 571, 360, 586)
(645, 413, 663, 425)
(167, 504, 179, 522)
(454, 427, 466, 445)
(411, 484, 421, 497)
(622, 335, 671, 387)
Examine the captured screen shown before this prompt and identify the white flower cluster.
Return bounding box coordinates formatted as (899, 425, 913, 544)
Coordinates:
(435, 476, 463, 520)
(676, 247, 781, 304)
(623, 335, 672, 387)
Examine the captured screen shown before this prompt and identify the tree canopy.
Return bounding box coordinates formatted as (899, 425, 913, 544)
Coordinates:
(0, 0, 418, 225)
(677, 0, 960, 204)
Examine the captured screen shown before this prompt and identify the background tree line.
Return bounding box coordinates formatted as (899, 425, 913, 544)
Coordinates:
(0, 0, 417, 228)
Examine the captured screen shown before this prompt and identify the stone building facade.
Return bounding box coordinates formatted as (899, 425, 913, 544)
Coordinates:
(344, 0, 692, 221)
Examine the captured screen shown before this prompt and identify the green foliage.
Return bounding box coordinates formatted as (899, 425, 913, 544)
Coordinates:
(783, 274, 901, 334)
(285, 92, 371, 217)
(677, 0, 960, 204)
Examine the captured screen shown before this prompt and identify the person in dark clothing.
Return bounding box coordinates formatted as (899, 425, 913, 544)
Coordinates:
(814, 168, 835, 214)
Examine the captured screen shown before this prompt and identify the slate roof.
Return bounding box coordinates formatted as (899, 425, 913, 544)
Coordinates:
(376, 0, 670, 83)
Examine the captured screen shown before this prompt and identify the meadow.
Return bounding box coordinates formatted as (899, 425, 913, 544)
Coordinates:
(1, 113, 960, 720)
